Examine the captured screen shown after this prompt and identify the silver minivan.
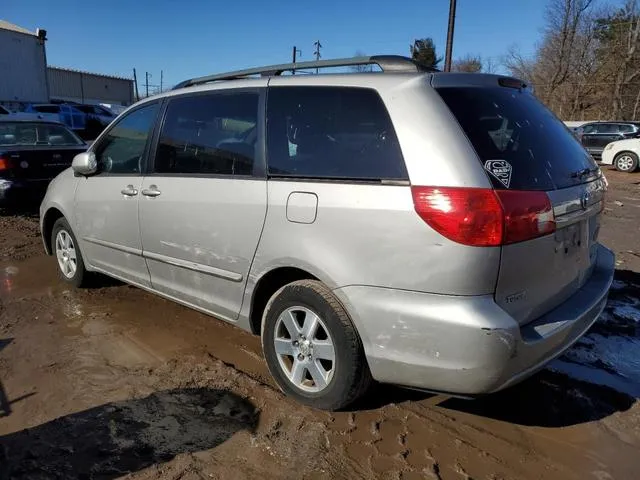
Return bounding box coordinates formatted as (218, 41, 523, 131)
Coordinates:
(39, 56, 614, 410)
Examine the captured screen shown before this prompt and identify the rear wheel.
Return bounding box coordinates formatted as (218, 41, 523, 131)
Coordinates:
(52, 217, 87, 287)
(261, 280, 371, 411)
(614, 152, 639, 172)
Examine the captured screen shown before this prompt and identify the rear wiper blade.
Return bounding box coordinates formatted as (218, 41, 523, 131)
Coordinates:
(570, 167, 599, 178)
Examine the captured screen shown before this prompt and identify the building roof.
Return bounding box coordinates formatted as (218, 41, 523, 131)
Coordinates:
(0, 20, 35, 36)
(48, 66, 133, 82)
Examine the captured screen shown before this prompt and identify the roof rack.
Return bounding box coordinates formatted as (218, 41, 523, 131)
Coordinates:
(173, 55, 435, 90)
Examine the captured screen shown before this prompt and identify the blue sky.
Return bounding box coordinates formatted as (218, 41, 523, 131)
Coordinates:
(5, 0, 545, 89)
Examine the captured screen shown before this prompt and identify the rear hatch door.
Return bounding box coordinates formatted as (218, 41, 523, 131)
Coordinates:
(435, 80, 606, 326)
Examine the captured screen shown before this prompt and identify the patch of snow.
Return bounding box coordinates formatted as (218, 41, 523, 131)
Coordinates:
(550, 333, 640, 397)
(610, 280, 628, 290)
(612, 304, 640, 323)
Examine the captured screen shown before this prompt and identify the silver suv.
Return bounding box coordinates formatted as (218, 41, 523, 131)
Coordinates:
(39, 56, 614, 410)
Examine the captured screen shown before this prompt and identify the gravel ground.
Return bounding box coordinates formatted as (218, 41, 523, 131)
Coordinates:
(0, 167, 639, 480)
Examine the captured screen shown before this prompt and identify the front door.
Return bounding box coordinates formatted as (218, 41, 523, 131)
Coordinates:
(74, 102, 160, 287)
(138, 89, 267, 321)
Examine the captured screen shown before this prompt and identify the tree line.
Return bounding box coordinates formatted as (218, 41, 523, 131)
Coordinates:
(507, 0, 640, 121)
(359, 0, 639, 121)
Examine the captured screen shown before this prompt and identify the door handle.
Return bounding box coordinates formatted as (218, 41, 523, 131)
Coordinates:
(141, 185, 161, 197)
(121, 185, 138, 196)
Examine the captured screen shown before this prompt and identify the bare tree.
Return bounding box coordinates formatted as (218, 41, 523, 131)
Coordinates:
(599, 0, 640, 119)
(452, 54, 483, 72)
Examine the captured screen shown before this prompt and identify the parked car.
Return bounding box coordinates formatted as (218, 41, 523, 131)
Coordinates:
(73, 104, 117, 127)
(0, 119, 87, 206)
(39, 55, 614, 410)
(601, 138, 640, 172)
(576, 121, 640, 159)
(24, 104, 87, 131)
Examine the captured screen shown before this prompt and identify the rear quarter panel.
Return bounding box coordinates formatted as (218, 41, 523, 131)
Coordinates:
(240, 181, 501, 325)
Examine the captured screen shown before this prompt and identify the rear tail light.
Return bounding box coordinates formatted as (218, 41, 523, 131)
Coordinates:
(0, 156, 11, 171)
(411, 186, 556, 247)
(495, 190, 555, 244)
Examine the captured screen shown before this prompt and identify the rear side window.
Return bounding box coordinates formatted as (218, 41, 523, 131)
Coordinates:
(34, 105, 60, 113)
(266, 87, 408, 181)
(155, 92, 258, 176)
(619, 124, 635, 133)
(437, 87, 597, 191)
(595, 123, 616, 134)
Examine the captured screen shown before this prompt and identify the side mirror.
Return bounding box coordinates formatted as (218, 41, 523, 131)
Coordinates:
(72, 151, 97, 176)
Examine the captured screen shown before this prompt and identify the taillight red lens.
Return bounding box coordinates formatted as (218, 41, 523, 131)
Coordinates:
(495, 190, 555, 244)
(411, 186, 556, 247)
(411, 187, 503, 246)
(0, 156, 10, 171)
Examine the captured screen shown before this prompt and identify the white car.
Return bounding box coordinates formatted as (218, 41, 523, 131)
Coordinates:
(601, 138, 640, 172)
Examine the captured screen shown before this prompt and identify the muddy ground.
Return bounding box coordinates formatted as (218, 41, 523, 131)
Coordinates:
(0, 168, 639, 480)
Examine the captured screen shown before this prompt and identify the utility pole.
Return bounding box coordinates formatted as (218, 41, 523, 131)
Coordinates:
(444, 0, 457, 72)
(145, 72, 150, 97)
(313, 40, 322, 74)
(160, 70, 163, 92)
(133, 68, 140, 101)
(292, 46, 301, 74)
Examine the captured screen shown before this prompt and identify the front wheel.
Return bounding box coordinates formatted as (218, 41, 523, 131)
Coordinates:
(261, 280, 371, 411)
(614, 152, 639, 172)
(52, 217, 87, 287)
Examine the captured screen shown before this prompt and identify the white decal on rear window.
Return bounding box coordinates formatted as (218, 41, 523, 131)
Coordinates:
(484, 160, 512, 188)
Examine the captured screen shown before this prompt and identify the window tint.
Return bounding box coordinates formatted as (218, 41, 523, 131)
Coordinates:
(154, 93, 258, 176)
(582, 124, 595, 134)
(437, 87, 597, 191)
(34, 105, 60, 114)
(93, 102, 159, 174)
(266, 87, 408, 180)
(595, 123, 616, 134)
(619, 124, 635, 133)
(74, 105, 94, 114)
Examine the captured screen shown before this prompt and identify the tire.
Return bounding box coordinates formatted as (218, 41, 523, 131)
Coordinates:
(261, 280, 372, 411)
(51, 217, 87, 287)
(614, 151, 639, 172)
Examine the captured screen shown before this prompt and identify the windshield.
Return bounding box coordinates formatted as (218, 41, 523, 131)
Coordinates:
(0, 122, 84, 146)
(437, 86, 598, 190)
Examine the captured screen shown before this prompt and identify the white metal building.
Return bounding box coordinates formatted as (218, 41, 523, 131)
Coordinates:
(0, 20, 49, 108)
(48, 67, 135, 107)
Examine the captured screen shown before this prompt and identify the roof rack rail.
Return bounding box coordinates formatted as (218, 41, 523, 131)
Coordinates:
(173, 55, 435, 90)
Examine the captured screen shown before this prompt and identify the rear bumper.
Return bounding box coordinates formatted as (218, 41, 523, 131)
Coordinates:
(333, 244, 615, 395)
(0, 178, 50, 206)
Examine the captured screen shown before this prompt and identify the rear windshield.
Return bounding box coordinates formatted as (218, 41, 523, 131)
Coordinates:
(436, 87, 598, 191)
(0, 122, 84, 146)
